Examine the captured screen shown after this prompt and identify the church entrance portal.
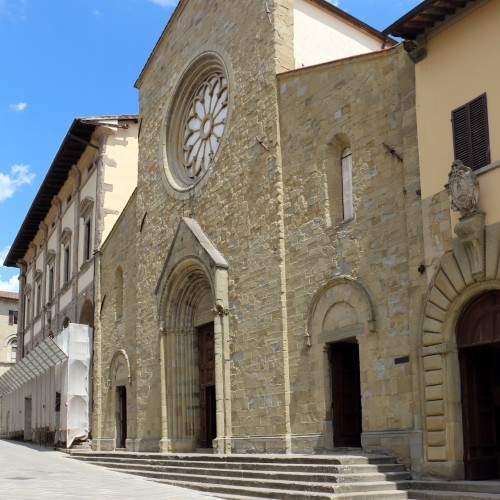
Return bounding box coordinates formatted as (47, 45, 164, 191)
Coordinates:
(328, 341, 362, 448)
(198, 323, 216, 448)
(458, 291, 500, 480)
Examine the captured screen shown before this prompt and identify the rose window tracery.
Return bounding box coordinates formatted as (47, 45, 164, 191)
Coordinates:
(163, 54, 230, 195)
(182, 72, 228, 180)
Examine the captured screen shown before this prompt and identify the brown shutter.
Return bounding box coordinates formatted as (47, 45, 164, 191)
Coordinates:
(470, 94, 490, 170)
(452, 93, 490, 171)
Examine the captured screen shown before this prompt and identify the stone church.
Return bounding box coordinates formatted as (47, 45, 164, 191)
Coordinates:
(93, 0, 423, 473)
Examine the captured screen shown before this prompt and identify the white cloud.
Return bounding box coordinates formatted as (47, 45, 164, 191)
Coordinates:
(0, 247, 19, 292)
(0, 164, 35, 202)
(148, 0, 178, 7)
(0, 246, 10, 264)
(9, 102, 27, 112)
(0, 273, 19, 293)
(92, 7, 100, 16)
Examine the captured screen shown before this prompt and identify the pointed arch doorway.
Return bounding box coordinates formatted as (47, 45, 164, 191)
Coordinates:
(156, 218, 232, 454)
(457, 291, 500, 480)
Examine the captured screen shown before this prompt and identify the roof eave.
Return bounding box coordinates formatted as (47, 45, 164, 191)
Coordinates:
(3, 115, 138, 268)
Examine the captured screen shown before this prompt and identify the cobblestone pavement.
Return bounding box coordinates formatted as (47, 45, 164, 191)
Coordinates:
(0, 440, 220, 500)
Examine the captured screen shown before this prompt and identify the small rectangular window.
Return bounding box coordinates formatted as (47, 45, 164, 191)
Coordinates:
(64, 245, 70, 283)
(84, 219, 92, 261)
(452, 93, 490, 171)
(48, 266, 54, 300)
(8, 310, 18, 325)
(36, 282, 41, 316)
(55, 392, 61, 412)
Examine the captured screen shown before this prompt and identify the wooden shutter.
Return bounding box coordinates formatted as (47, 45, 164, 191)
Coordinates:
(452, 94, 490, 171)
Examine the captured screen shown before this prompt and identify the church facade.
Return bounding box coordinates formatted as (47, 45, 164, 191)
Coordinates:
(92, 0, 424, 474)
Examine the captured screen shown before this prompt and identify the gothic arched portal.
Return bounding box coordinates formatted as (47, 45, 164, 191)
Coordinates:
(155, 218, 231, 453)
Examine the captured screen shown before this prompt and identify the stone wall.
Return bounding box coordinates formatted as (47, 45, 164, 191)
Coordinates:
(93, 192, 138, 451)
(278, 44, 425, 463)
(132, 0, 296, 451)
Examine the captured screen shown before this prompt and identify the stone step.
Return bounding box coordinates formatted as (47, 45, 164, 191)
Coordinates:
(106, 467, 407, 494)
(94, 461, 409, 483)
(71, 455, 407, 474)
(70, 451, 397, 465)
(69, 451, 411, 498)
(410, 481, 500, 495)
(408, 491, 500, 500)
(217, 494, 410, 500)
(149, 478, 411, 500)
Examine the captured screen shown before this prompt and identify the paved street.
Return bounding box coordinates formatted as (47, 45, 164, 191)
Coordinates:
(0, 440, 219, 500)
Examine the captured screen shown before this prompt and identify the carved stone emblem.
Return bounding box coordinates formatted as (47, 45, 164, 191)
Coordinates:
(448, 160, 485, 279)
(447, 160, 479, 217)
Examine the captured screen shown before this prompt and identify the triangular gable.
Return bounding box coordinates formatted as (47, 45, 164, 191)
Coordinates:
(155, 217, 228, 296)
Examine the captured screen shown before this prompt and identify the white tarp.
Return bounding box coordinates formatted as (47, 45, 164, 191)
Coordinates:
(0, 323, 92, 448)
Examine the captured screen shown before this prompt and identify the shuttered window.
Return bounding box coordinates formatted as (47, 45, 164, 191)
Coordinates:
(452, 93, 490, 171)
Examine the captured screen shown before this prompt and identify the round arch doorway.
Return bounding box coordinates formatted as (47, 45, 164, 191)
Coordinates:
(457, 291, 500, 480)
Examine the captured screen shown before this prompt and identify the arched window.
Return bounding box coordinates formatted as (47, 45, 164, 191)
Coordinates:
(8, 339, 17, 363)
(115, 267, 124, 321)
(341, 147, 353, 220)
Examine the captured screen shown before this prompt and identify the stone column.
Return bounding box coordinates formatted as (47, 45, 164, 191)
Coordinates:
(159, 323, 170, 453)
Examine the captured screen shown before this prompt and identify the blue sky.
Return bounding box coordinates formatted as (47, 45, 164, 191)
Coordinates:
(0, 0, 420, 292)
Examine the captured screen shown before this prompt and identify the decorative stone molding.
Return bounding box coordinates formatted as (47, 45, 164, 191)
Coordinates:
(46, 250, 56, 265)
(51, 196, 62, 216)
(454, 211, 485, 280)
(108, 349, 132, 387)
(69, 165, 81, 192)
(80, 196, 94, 220)
(307, 276, 375, 347)
(60, 227, 72, 245)
(38, 221, 48, 238)
(419, 221, 500, 477)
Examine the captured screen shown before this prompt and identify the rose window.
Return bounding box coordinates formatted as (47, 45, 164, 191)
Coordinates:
(182, 72, 228, 180)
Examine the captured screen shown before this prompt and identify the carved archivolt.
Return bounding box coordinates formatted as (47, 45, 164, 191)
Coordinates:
(108, 349, 131, 387)
(420, 221, 500, 468)
(307, 277, 375, 346)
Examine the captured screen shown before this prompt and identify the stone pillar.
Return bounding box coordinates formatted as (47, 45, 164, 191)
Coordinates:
(159, 323, 170, 453)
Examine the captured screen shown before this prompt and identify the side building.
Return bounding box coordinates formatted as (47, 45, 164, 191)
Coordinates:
(386, 0, 500, 481)
(0, 292, 18, 376)
(0, 116, 138, 446)
(0, 291, 19, 436)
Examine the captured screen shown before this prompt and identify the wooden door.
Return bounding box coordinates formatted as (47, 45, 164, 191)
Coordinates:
(198, 323, 216, 448)
(460, 348, 498, 479)
(458, 291, 500, 480)
(329, 342, 362, 447)
(116, 386, 127, 449)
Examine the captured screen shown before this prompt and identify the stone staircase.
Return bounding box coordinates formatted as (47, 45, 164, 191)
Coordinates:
(69, 451, 412, 499)
(407, 480, 500, 499)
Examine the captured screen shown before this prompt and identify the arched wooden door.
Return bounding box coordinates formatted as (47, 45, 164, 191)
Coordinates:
(457, 291, 500, 480)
